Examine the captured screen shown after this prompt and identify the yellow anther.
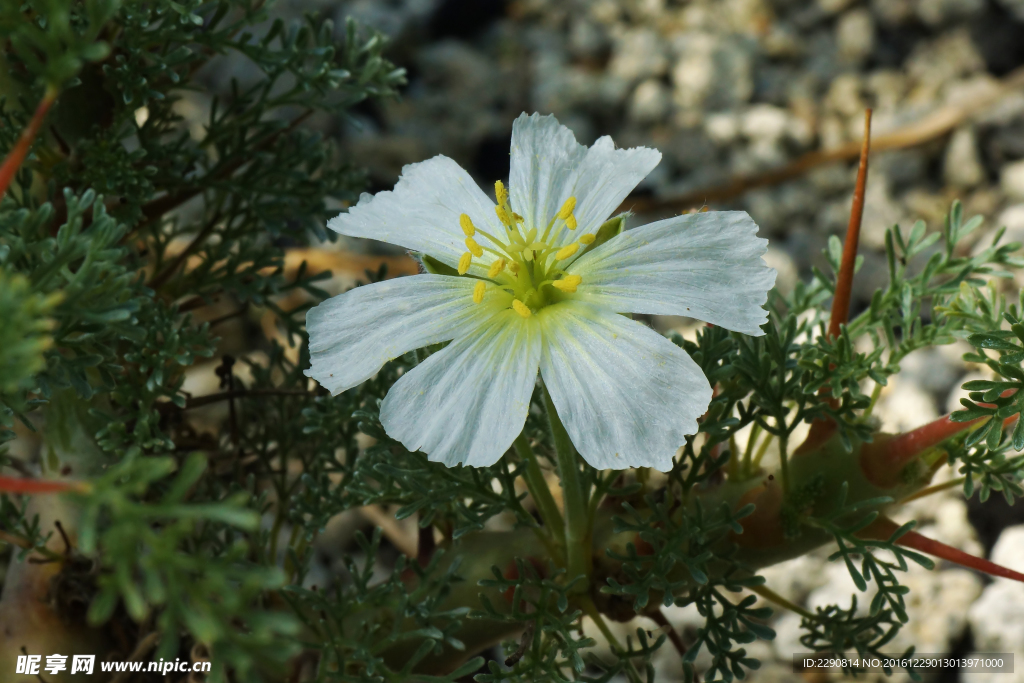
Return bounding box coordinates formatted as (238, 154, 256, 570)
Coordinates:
(458, 252, 472, 275)
(488, 258, 506, 278)
(512, 299, 531, 318)
(552, 275, 582, 293)
(565, 214, 578, 230)
(579, 233, 596, 245)
(558, 196, 577, 220)
(460, 213, 476, 237)
(512, 212, 524, 223)
(509, 261, 520, 274)
(496, 204, 513, 226)
(495, 180, 508, 206)
(473, 280, 486, 304)
(465, 236, 483, 257)
(555, 242, 580, 260)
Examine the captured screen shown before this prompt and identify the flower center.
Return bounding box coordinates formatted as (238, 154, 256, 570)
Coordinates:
(457, 181, 596, 318)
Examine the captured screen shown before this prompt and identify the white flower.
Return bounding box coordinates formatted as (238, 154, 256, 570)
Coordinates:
(305, 113, 776, 471)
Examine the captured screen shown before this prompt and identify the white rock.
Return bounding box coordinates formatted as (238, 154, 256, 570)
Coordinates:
(943, 126, 986, 189)
(966, 526, 1024, 673)
(837, 9, 875, 64)
(968, 580, 1024, 652)
(609, 28, 668, 83)
(1001, 160, 1024, 201)
(990, 525, 1024, 580)
(889, 567, 982, 653)
(628, 79, 670, 124)
(818, 0, 856, 13)
(871, 0, 916, 25)
(705, 112, 740, 145)
(671, 32, 753, 111)
(916, 0, 985, 26)
(741, 104, 790, 142)
(875, 375, 939, 434)
(757, 552, 831, 605)
(568, 16, 609, 60)
(899, 347, 962, 396)
(997, 203, 1024, 244)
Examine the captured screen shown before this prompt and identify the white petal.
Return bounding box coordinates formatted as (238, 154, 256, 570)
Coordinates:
(508, 113, 660, 247)
(538, 302, 711, 472)
(327, 156, 502, 275)
(305, 275, 498, 395)
(570, 211, 777, 336)
(380, 311, 541, 467)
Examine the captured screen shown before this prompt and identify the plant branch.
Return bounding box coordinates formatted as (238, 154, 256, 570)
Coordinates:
(543, 385, 590, 593)
(0, 86, 58, 201)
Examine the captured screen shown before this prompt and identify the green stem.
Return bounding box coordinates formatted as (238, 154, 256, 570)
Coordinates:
(778, 432, 790, 496)
(578, 596, 643, 683)
(751, 431, 774, 471)
(899, 476, 966, 503)
(741, 423, 762, 477)
(749, 584, 815, 621)
(863, 381, 884, 420)
(514, 433, 565, 548)
(542, 385, 590, 593)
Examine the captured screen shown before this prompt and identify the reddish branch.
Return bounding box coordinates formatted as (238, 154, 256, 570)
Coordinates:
(0, 476, 88, 495)
(0, 87, 58, 202)
(828, 109, 872, 340)
(800, 110, 873, 453)
(863, 516, 1024, 584)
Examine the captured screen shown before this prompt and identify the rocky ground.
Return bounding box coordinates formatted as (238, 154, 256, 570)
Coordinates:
(190, 0, 1024, 679)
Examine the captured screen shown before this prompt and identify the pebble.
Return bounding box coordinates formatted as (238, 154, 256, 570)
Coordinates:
(670, 32, 754, 111)
(836, 8, 875, 64)
(609, 27, 669, 83)
(916, 0, 985, 26)
(628, 79, 671, 124)
(943, 125, 986, 189)
(1001, 160, 1024, 201)
(967, 527, 1024, 674)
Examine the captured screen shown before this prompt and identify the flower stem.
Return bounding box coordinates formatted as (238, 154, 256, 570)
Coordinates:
(741, 423, 762, 477)
(749, 584, 815, 621)
(514, 433, 565, 547)
(777, 432, 790, 496)
(542, 385, 590, 593)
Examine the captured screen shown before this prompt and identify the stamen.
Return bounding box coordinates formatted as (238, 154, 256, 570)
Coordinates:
(512, 212, 524, 223)
(579, 234, 596, 245)
(509, 261, 520, 275)
(565, 214, 577, 230)
(552, 274, 582, 293)
(473, 281, 486, 304)
(465, 236, 483, 257)
(496, 204, 513, 227)
(488, 258, 506, 278)
(512, 299, 531, 318)
(495, 180, 508, 206)
(558, 197, 576, 220)
(460, 213, 476, 237)
(458, 252, 472, 275)
(555, 242, 579, 260)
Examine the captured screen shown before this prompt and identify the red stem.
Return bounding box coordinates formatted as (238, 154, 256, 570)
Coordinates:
(0, 87, 58, 202)
(828, 109, 872, 340)
(800, 111, 873, 455)
(863, 516, 1024, 584)
(0, 475, 87, 495)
